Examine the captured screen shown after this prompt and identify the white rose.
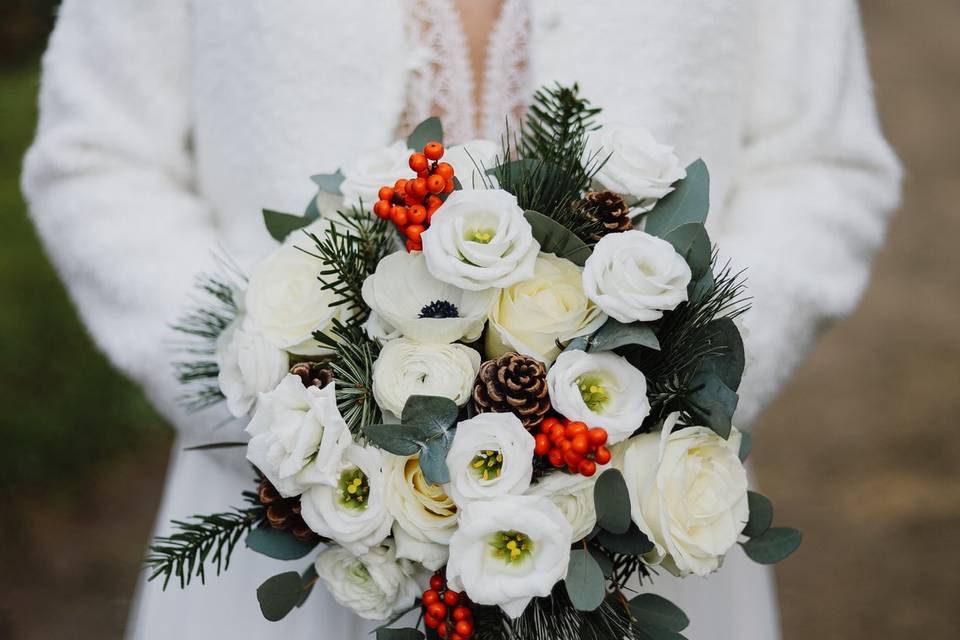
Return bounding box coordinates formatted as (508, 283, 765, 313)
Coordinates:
(421, 189, 539, 291)
(588, 123, 685, 212)
(372, 339, 481, 417)
(445, 412, 534, 506)
(527, 471, 597, 542)
(487, 253, 607, 364)
(313, 540, 420, 621)
(547, 350, 650, 444)
(300, 445, 394, 555)
(361, 251, 492, 344)
(245, 374, 352, 497)
(582, 230, 691, 323)
(443, 139, 500, 189)
(340, 140, 412, 208)
(216, 315, 289, 418)
(245, 240, 346, 356)
(614, 414, 749, 577)
(446, 495, 572, 618)
(384, 453, 458, 570)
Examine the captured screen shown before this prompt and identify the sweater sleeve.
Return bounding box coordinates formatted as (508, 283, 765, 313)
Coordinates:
(21, 0, 231, 439)
(715, 0, 902, 426)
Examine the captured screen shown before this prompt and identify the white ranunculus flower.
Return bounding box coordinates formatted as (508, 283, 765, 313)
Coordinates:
(216, 315, 289, 418)
(446, 495, 572, 618)
(384, 453, 458, 570)
(301, 445, 394, 555)
(445, 412, 535, 506)
(314, 540, 420, 621)
(245, 239, 346, 356)
(372, 339, 481, 417)
(443, 139, 500, 189)
(582, 230, 692, 323)
(421, 189, 539, 291)
(487, 253, 607, 364)
(245, 375, 352, 497)
(547, 350, 650, 444)
(614, 414, 749, 577)
(527, 471, 598, 542)
(361, 251, 492, 344)
(588, 123, 686, 212)
(340, 140, 412, 209)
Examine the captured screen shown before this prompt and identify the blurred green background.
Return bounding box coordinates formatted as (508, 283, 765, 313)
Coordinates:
(1, 2, 958, 639)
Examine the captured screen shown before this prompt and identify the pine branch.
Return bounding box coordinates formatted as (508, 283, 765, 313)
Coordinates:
(313, 319, 383, 434)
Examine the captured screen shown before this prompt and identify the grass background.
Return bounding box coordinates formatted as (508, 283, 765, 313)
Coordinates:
(0, 1, 958, 638)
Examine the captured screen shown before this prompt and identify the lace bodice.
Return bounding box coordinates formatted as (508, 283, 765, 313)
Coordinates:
(399, 0, 531, 144)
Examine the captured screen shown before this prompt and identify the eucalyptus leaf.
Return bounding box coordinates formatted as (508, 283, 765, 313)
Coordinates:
(263, 209, 313, 242)
(738, 431, 753, 462)
(594, 469, 632, 534)
(633, 625, 689, 640)
(588, 319, 660, 353)
(452, 176, 463, 191)
(697, 318, 745, 391)
(743, 491, 774, 538)
(688, 270, 714, 301)
(629, 594, 690, 632)
(362, 424, 423, 456)
(407, 117, 443, 150)
(182, 441, 247, 452)
(246, 525, 319, 561)
(310, 170, 345, 195)
(564, 547, 606, 611)
(296, 564, 318, 608)
(376, 629, 425, 640)
(663, 223, 711, 279)
(643, 159, 709, 238)
(596, 523, 654, 556)
(418, 427, 456, 485)
(563, 335, 590, 353)
(683, 372, 738, 439)
(256, 571, 304, 622)
(741, 527, 802, 564)
(588, 545, 614, 578)
(304, 195, 321, 220)
(401, 395, 459, 434)
(524, 209, 592, 266)
(366, 396, 459, 485)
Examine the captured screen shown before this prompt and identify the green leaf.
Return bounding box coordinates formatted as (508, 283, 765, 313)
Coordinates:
(594, 469, 632, 534)
(376, 629, 425, 640)
(563, 335, 590, 353)
(587, 545, 614, 578)
(362, 424, 424, 456)
(588, 319, 660, 353)
(524, 209, 592, 266)
(688, 269, 714, 301)
(182, 441, 247, 451)
(263, 209, 313, 242)
(296, 564, 317, 608)
(407, 117, 443, 150)
(401, 395, 459, 434)
(246, 525, 319, 561)
(697, 318, 745, 392)
(418, 427, 456, 485)
(311, 170, 345, 195)
(564, 547, 606, 611)
(741, 527, 802, 564)
(256, 571, 304, 622)
(596, 523, 654, 556)
(629, 594, 690, 632)
(683, 372, 738, 439)
(663, 223, 711, 279)
(738, 431, 752, 462)
(366, 396, 459, 485)
(743, 491, 774, 538)
(643, 159, 710, 238)
(452, 176, 463, 191)
(633, 626, 689, 640)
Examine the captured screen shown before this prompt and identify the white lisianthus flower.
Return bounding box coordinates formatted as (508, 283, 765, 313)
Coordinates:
(487, 253, 607, 364)
(313, 540, 420, 621)
(546, 350, 650, 444)
(361, 251, 492, 344)
(446, 495, 572, 618)
(443, 139, 499, 189)
(245, 240, 346, 356)
(216, 315, 289, 418)
(445, 412, 535, 506)
(340, 140, 412, 208)
(421, 189, 539, 291)
(527, 471, 598, 542)
(384, 453, 458, 570)
(588, 123, 686, 212)
(300, 445, 394, 555)
(613, 413, 749, 577)
(582, 230, 692, 323)
(245, 375, 352, 497)
(372, 339, 481, 417)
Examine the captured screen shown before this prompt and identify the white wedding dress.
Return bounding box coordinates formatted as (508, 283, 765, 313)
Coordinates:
(22, 0, 900, 638)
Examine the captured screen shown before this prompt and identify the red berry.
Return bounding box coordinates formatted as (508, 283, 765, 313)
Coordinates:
(564, 450, 584, 467)
(410, 177, 429, 198)
(444, 179, 455, 193)
(443, 590, 460, 606)
(409, 152, 429, 173)
(565, 421, 588, 439)
(424, 141, 444, 161)
(571, 434, 590, 455)
(548, 448, 565, 467)
(580, 459, 597, 477)
(408, 204, 427, 224)
(451, 635, 467, 640)
(548, 423, 566, 443)
(427, 602, 447, 620)
(405, 224, 425, 243)
(534, 433, 551, 456)
(426, 174, 446, 194)
(373, 200, 392, 219)
(588, 427, 608, 448)
(594, 445, 612, 465)
(560, 439, 572, 453)
(452, 606, 471, 622)
(405, 239, 422, 252)
(425, 613, 442, 629)
(437, 622, 448, 638)
(378, 186, 395, 202)
(394, 178, 408, 191)
(455, 620, 474, 637)
(390, 206, 408, 226)
(435, 162, 455, 179)
(541, 417, 560, 433)
(430, 574, 445, 591)
(422, 589, 440, 605)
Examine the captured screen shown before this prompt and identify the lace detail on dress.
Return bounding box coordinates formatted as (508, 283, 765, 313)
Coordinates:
(399, 0, 530, 145)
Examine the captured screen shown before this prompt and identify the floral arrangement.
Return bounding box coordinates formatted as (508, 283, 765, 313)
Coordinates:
(149, 85, 801, 640)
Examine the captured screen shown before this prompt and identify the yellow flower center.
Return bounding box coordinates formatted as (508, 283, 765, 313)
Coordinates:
(338, 467, 370, 510)
(470, 449, 504, 481)
(466, 228, 495, 244)
(490, 530, 534, 564)
(577, 374, 610, 412)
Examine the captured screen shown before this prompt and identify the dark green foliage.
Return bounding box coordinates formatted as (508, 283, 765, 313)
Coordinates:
(314, 319, 383, 434)
(245, 524, 320, 560)
(364, 395, 459, 484)
(741, 527, 803, 564)
(256, 571, 306, 622)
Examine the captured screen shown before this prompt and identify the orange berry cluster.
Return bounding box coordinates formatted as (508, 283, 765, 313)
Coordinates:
(422, 573, 474, 640)
(534, 417, 611, 477)
(374, 141, 456, 252)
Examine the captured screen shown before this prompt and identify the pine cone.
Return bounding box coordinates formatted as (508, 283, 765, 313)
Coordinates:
(257, 477, 319, 543)
(582, 191, 632, 239)
(472, 353, 551, 430)
(289, 362, 334, 389)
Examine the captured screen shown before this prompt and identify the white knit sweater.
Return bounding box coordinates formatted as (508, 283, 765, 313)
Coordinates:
(21, 1, 900, 638)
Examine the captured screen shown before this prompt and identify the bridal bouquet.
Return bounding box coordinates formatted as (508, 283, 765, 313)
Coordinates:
(149, 85, 800, 640)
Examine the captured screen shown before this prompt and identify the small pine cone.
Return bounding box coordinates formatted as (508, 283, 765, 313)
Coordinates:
(257, 477, 319, 542)
(582, 191, 632, 239)
(289, 362, 334, 389)
(472, 353, 551, 430)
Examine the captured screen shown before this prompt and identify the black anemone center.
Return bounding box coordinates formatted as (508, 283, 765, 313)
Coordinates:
(419, 300, 460, 319)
